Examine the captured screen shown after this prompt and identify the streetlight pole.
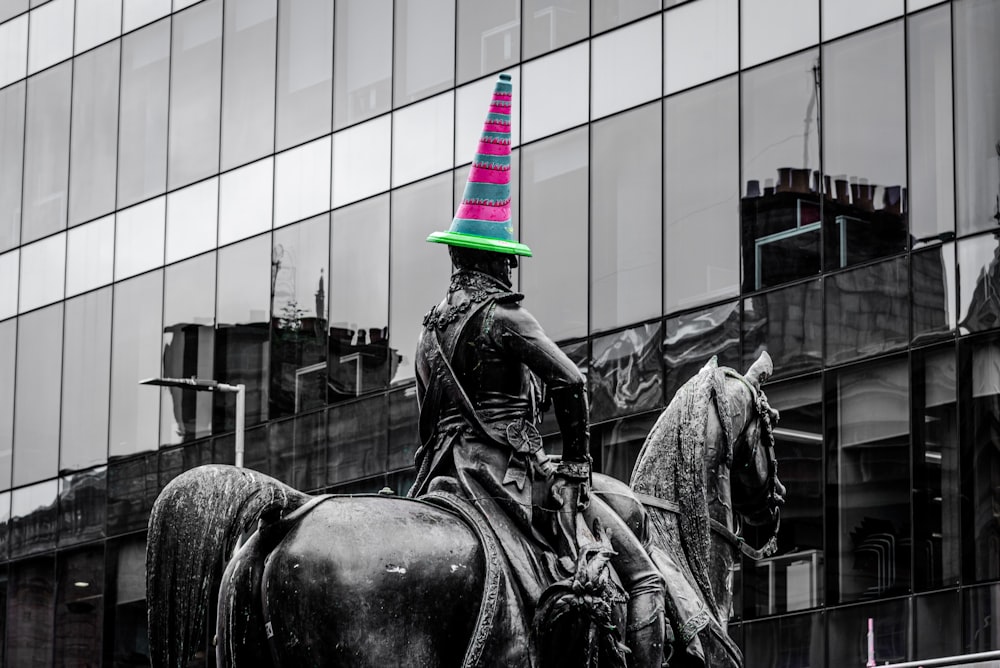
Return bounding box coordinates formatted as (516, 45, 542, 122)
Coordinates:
(139, 377, 247, 468)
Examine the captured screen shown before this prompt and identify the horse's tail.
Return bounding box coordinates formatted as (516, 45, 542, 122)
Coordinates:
(147, 464, 309, 668)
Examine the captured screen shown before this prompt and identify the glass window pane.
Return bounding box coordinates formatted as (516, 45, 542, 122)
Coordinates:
(278, 410, 326, 491)
(334, 0, 392, 129)
(387, 385, 418, 473)
(456, 0, 519, 84)
(114, 196, 165, 281)
(276, 0, 333, 150)
(61, 288, 112, 472)
(22, 61, 71, 243)
(221, 0, 276, 170)
(168, 0, 222, 190)
(590, 322, 663, 424)
(275, 136, 331, 227)
(664, 301, 740, 400)
(520, 127, 588, 342)
(823, 0, 903, 41)
(823, 21, 907, 270)
(0, 250, 15, 320)
(271, 215, 329, 417)
(908, 6, 954, 245)
(741, 0, 818, 68)
(215, 235, 271, 430)
(664, 0, 737, 95)
(11, 481, 58, 558)
(219, 156, 273, 245)
(58, 468, 107, 546)
(108, 535, 149, 664)
(957, 233, 1000, 335)
(826, 256, 909, 365)
(13, 304, 62, 486)
(523, 0, 587, 60)
(18, 232, 65, 313)
(27, 0, 73, 74)
(69, 39, 120, 227)
(522, 43, 588, 142)
(0, 14, 27, 88)
(0, 0, 26, 21)
(455, 69, 520, 166)
(0, 493, 9, 556)
(591, 0, 659, 34)
(591, 15, 660, 120)
(742, 279, 823, 379)
(106, 452, 157, 533)
(741, 50, 821, 292)
(66, 215, 114, 297)
(912, 241, 955, 342)
(595, 412, 657, 483)
(743, 613, 824, 666)
(591, 102, 661, 331)
(391, 92, 454, 187)
(0, 320, 14, 489)
(963, 584, 1000, 651)
(75, 0, 122, 54)
(393, 0, 454, 106)
(666, 76, 739, 312)
(954, 0, 1000, 237)
(165, 178, 218, 263)
(913, 591, 962, 659)
(117, 18, 170, 208)
(54, 545, 105, 664)
(388, 176, 451, 385)
(0, 81, 25, 252)
(160, 253, 216, 445)
(830, 358, 910, 603)
(109, 271, 163, 457)
(328, 395, 387, 484)
(122, 0, 169, 31)
(8, 556, 55, 663)
(332, 114, 391, 207)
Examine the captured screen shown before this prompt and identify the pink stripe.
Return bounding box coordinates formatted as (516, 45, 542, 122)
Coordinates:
(483, 122, 510, 133)
(468, 165, 509, 184)
(489, 103, 511, 114)
(478, 141, 508, 155)
(493, 92, 512, 100)
(457, 203, 511, 222)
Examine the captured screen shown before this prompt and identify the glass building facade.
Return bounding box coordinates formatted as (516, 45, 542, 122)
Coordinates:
(0, 0, 998, 665)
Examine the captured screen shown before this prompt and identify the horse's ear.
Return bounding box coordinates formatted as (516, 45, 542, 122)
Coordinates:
(701, 356, 719, 372)
(745, 351, 773, 389)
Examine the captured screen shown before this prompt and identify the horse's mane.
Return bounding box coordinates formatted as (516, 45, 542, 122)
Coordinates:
(629, 358, 736, 619)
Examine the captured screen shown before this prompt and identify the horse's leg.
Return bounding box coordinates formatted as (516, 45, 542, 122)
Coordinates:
(217, 530, 275, 668)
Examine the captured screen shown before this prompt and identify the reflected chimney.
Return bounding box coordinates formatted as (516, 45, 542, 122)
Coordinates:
(747, 180, 761, 198)
(835, 177, 850, 204)
(823, 174, 833, 199)
(764, 178, 775, 196)
(884, 185, 903, 215)
(776, 167, 793, 193)
(356, 329, 367, 345)
(857, 178, 875, 211)
(791, 168, 810, 194)
(369, 327, 383, 344)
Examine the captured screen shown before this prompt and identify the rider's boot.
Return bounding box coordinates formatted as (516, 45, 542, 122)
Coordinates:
(626, 582, 666, 668)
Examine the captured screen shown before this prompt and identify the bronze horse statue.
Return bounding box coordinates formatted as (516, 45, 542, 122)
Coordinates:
(146, 353, 782, 667)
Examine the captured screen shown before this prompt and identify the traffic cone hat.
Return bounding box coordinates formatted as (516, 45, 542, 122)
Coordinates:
(426, 73, 531, 256)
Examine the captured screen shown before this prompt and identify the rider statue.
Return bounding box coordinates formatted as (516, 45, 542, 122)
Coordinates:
(409, 73, 665, 667)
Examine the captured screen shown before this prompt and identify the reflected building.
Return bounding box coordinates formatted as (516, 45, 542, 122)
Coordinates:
(1, 0, 1000, 665)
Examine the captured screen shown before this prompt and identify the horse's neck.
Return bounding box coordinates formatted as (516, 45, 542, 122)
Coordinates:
(706, 454, 736, 628)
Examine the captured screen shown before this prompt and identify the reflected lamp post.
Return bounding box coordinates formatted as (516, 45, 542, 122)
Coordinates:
(139, 377, 247, 468)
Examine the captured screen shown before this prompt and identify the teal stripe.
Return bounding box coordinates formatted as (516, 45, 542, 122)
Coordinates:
(462, 181, 509, 203)
(451, 218, 514, 240)
(480, 131, 510, 144)
(494, 81, 512, 94)
(485, 112, 510, 124)
(473, 153, 510, 167)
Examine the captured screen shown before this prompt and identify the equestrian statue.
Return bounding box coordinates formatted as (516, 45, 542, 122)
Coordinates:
(146, 74, 785, 668)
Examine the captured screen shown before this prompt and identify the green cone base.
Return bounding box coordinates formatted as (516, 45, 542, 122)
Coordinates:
(426, 230, 532, 257)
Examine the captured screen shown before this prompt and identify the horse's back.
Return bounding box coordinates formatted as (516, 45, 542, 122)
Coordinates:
(261, 495, 484, 667)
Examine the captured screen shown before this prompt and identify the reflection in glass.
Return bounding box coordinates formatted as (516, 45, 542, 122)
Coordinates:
(276, 0, 333, 150)
(274, 136, 331, 228)
(389, 176, 450, 385)
(109, 271, 163, 457)
(215, 235, 271, 430)
(0, 14, 27, 88)
(521, 128, 588, 342)
(908, 6, 954, 246)
(591, 0, 659, 34)
(328, 395, 387, 484)
(954, 0, 1000, 237)
(75, 0, 122, 54)
(55, 546, 105, 665)
(22, 61, 72, 243)
(332, 114, 391, 207)
(27, 0, 73, 73)
(828, 600, 908, 666)
(10, 480, 58, 557)
(523, 0, 587, 60)
(61, 289, 112, 472)
(0, 250, 15, 320)
(275, 410, 325, 492)
(594, 412, 657, 483)
(665, 77, 739, 312)
(18, 232, 66, 313)
(742, 613, 824, 666)
(663, 0, 737, 95)
(743, 378, 823, 617)
(271, 216, 329, 418)
(958, 233, 1000, 337)
(109, 535, 150, 664)
(0, 321, 14, 489)
(393, 0, 454, 106)
(13, 304, 62, 487)
(114, 196, 165, 281)
(825, 256, 909, 365)
(118, 18, 170, 208)
(387, 385, 419, 473)
(831, 358, 910, 603)
(221, 0, 276, 170)
(912, 242, 955, 342)
(822, 0, 903, 41)
(0, 81, 25, 252)
(742, 281, 821, 379)
(741, 50, 821, 292)
(166, 178, 218, 264)
(334, 0, 392, 129)
(0, 0, 27, 23)
(106, 453, 158, 534)
(741, 0, 818, 69)
(591, 15, 660, 121)
(591, 103, 661, 331)
(8, 557, 55, 666)
(521, 44, 588, 143)
(0, 491, 8, 556)
(58, 468, 107, 549)
(664, 302, 740, 402)
(160, 253, 216, 446)
(590, 323, 663, 424)
(219, 157, 273, 246)
(168, 0, 222, 189)
(456, 0, 519, 84)
(964, 584, 1000, 652)
(122, 0, 170, 32)
(69, 39, 120, 227)
(391, 92, 454, 187)
(913, 591, 963, 660)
